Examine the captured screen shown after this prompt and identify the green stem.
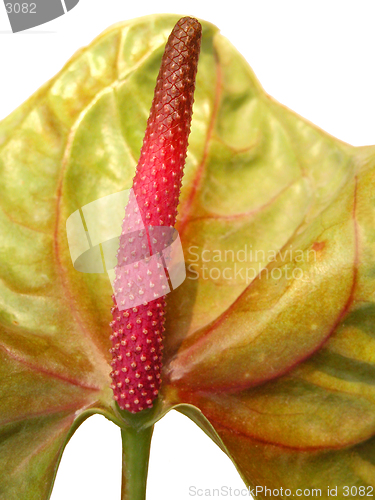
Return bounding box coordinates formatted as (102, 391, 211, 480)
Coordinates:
(121, 424, 154, 500)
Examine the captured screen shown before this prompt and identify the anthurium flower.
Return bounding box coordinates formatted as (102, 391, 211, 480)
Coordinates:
(0, 13, 375, 500)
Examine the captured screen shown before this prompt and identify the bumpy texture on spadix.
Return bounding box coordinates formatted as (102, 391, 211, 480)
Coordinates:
(109, 17, 202, 413)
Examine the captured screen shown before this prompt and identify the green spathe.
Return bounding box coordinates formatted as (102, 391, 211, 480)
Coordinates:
(0, 13, 375, 500)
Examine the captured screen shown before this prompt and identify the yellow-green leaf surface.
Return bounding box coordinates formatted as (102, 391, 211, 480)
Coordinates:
(1, 13, 375, 500)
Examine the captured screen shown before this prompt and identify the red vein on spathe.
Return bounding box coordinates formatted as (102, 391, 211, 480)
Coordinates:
(177, 49, 222, 237)
(0, 343, 100, 391)
(212, 414, 372, 452)
(182, 180, 296, 225)
(0, 402, 86, 428)
(10, 414, 75, 478)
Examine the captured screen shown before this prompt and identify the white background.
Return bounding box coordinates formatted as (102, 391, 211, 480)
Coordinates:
(0, 1, 374, 499)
